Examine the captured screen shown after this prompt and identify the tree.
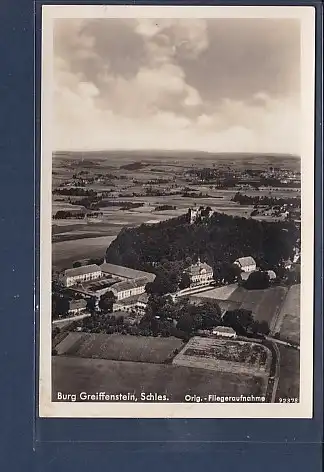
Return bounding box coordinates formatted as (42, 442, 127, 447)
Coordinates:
(98, 291, 116, 312)
(223, 263, 241, 284)
(73, 261, 82, 268)
(52, 326, 60, 339)
(244, 271, 270, 290)
(146, 273, 178, 295)
(250, 320, 270, 336)
(106, 210, 299, 276)
(88, 257, 104, 265)
(179, 272, 191, 290)
(52, 293, 70, 318)
(185, 256, 193, 267)
(177, 312, 195, 333)
(86, 297, 97, 313)
(223, 309, 254, 335)
(286, 265, 301, 285)
(258, 320, 270, 335)
(193, 301, 222, 329)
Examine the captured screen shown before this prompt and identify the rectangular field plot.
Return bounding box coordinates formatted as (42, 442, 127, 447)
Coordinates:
(251, 287, 288, 327)
(52, 356, 268, 402)
(228, 285, 288, 328)
(194, 284, 238, 301)
(56, 333, 184, 364)
(275, 346, 300, 401)
(173, 337, 272, 376)
(276, 284, 300, 344)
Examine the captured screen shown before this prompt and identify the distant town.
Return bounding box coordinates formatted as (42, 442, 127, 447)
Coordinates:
(52, 152, 301, 403)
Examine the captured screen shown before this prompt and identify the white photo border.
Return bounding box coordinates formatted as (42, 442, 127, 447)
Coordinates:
(39, 4, 315, 418)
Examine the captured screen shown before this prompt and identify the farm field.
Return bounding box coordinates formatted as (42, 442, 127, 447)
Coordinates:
(192, 284, 289, 331)
(173, 336, 272, 376)
(52, 235, 116, 269)
(274, 284, 300, 344)
(275, 346, 300, 401)
(227, 285, 289, 329)
(56, 333, 184, 364)
(52, 356, 267, 402)
(193, 284, 238, 301)
(51, 154, 300, 272)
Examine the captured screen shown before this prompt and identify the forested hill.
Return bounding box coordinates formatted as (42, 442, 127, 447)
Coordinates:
(105, 213, 299, 278)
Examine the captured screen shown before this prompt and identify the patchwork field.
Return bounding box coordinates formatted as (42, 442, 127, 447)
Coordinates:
(52, 154, 300, 271)
(193, 284, 238, 301)
(228, 286, 289, 330)
(56, 333, 184, 364)
(191, 284, 289, 331)
(52, 356, 267, 402)
(274, 284, 300, 344)
(52, 235, 116, 269)
(275, 346, 300, 401)
(173, 336, 272, 376)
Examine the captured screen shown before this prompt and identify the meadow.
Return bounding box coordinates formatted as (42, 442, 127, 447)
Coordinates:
(228, 286, 288, 331)
(52, 235, 116, 269)
(52, 356, 267, 402)
(275, 346, 300, 401)
(190, 284, 289, 333)
(274, 284, 300, 344)
(56, 333, 184, 364)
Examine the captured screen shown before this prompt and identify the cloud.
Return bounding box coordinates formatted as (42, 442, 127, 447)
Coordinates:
(53, 18, 300, 155)
(54, 66, 300, 154)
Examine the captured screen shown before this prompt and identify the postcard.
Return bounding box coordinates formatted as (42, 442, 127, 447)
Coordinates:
(39, 5, 315, 418)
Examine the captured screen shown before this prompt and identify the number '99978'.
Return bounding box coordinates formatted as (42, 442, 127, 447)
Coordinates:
(278, 398, 299, 403)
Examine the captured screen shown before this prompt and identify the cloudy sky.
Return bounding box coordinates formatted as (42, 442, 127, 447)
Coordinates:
(53, 17, 300, 154)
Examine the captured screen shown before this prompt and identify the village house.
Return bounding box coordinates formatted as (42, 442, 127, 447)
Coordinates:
(184, 258, 214, 288)
(234, 256, 257, 273)
(267, 270, 277, 280)
(61, 264, 102, 287)
(68, 298, 87, 315)
(212, 326, 237, 338)
(283, 258, 293, 269)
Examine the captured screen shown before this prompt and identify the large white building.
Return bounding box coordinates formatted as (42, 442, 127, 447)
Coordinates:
(184, 258, 214, 288)
(113, 293, 148, 316)
(110, 277, 149, 301)
(68, 299, 87, 315)
(62, 264, 102, 287)
(234, 256, 256, 273)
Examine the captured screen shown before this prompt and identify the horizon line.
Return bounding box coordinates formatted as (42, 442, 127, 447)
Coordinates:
(52, 149, 301, 158)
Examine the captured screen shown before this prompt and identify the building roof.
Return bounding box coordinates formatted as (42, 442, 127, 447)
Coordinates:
(100, 262, 156, 282)
(69, 299, 87, 310)
(267, 270, 277, 279)
(111, 277, 149, 293)
(213, 326, 236, 335)
(114, 293, 149, 306)
(64, 264, 101, 278)
(234, 256, 256, 268)
(185, 259, 213, 277)
(240, 271, 252, 281)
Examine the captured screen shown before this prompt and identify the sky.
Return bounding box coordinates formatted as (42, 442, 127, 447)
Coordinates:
(53, 17, 301, 154)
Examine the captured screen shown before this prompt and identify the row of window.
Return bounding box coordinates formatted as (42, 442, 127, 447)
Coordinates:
(66, 272, 101, 286)
(114, 286, 146, 300)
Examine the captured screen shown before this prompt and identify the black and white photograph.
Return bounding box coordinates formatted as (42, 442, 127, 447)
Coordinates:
(39, 5, 315, 418)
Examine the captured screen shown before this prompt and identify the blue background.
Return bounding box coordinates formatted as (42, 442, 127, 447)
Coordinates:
(0, 0, 322, 470)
